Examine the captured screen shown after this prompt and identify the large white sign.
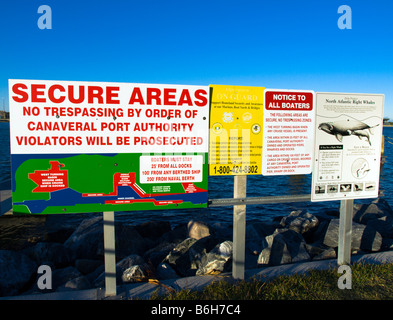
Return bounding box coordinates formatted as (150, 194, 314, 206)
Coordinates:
(9, 79, 210, 154)
(262, 89, 315, 175)
(311, 92, 384, 202)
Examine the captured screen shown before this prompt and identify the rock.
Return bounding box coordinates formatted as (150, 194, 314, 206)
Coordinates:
(56, 276, 91, 292)
(51, 266, 82, 290)
(314, 219, 382, 252)
(280, 210, 319, 235)
(143, 242, 178, 268)
(116, 254, 153, 283)
(353, 198, 393, 238)
(258, 232, 291, 265)
(312, 248, 336, 261)
(0, 250, 37, 297)
(93, 254, 152, 286)
(353, 198, 393, 222)
(121, 265, 151, 283)
(156, 262, 179, 280)
(64, 216, 148, 261)
(305, 243, 337, 262)
(196, 241, 233, 275)
(116, 254, 145, 270)
(366, 217, 393, 239)
(159, 223, 188, 243)
(163, 236, 218, 276)
(0, 215, 47, 251)
(44, 227, 75, 244)
(134, 220, 171, 241)
(258, 229, 310, 266)
(189, 236, 217, 270)
(305, 244, 325, 257)
(164, 238, 197, 272)
(211, 222, 233, 241)
(247, 221, 277, 239)
(64, 216, 104, 260)
(75, 259, 103, 275)
(187, 220, 211, 240)
(25, 242, 72, 268)
(113, 223, 149, 259)
(86, 265, 105, 286)
(382, 238, 393, 251)
(246, 221, 277, 255)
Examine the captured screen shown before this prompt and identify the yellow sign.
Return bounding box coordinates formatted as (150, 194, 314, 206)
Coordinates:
(209, 85, 264, 175)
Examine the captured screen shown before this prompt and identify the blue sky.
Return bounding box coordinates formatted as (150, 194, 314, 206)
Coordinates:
(1, 0, 392, 117)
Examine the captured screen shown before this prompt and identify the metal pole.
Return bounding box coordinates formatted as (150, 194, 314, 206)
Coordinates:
(232, 175, 247, 279)
(103, 211, 117, 297)
(337, 199, 353, 265)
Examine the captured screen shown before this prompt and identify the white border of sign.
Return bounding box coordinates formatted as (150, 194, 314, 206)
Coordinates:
(311, 92, 384, 202)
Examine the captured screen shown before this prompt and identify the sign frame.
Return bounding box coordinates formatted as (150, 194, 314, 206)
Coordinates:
(262, 89, 315, 176)
(9, 79, 210, 214)
(209, 84, 265, 176)
(311, 92, 384, 202)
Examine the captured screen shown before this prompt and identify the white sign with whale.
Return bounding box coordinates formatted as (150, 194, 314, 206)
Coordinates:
(312, 92, 384, 202)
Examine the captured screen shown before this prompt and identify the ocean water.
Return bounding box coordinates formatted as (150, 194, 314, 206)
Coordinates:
(1, 121, 393, 228)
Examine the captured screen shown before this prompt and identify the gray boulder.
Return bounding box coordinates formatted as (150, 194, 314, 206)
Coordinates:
(196, 241, 233, 275)
(56, 276, 92, 292)
(25, 242, 72, 268)
(116, 254, 150, 283)
(134, 220, 171, 241)
(64, 216, 104, 260)
(258, 229, 310, 266)
(164, 238, 197, 268)
(163, 236, 218, 276)
(353, 198, 393, 238)
(246, 221, 277, 255)
(314, 219, 382, 252)
(312, 248, 336, 261)
(121, 265, 150, 283)
(187, 220, 211, 240)
(305, 243, 336, 261)
(75, 259, 103, 275)
(143, 242, 178, 268)
(155, 262, 179, 280)
(114, 223, 150, 259)
(64, 216, 147, 260)
(93, 254, 152, 286)
(0, 250, 37, 297)
(280, 210, 319, 235)
(52, 266, 82, 289)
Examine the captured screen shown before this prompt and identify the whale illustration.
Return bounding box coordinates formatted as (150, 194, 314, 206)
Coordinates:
(318, 119, 379, 146)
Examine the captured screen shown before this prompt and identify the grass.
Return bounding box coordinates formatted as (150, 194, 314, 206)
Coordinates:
(149, 262, 393, 300)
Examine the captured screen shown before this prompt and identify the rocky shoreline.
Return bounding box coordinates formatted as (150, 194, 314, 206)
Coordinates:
(1, 197, 393, 298)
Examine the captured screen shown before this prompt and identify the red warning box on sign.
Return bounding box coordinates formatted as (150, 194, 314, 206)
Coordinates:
(265, 91, 313, 111)
(29, 161, 69, 192)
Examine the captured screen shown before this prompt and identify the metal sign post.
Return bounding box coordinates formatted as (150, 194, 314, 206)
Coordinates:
(337, 199, 353, 265)
(232, 175, 247, 279)
(103, 211, 117, 297)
